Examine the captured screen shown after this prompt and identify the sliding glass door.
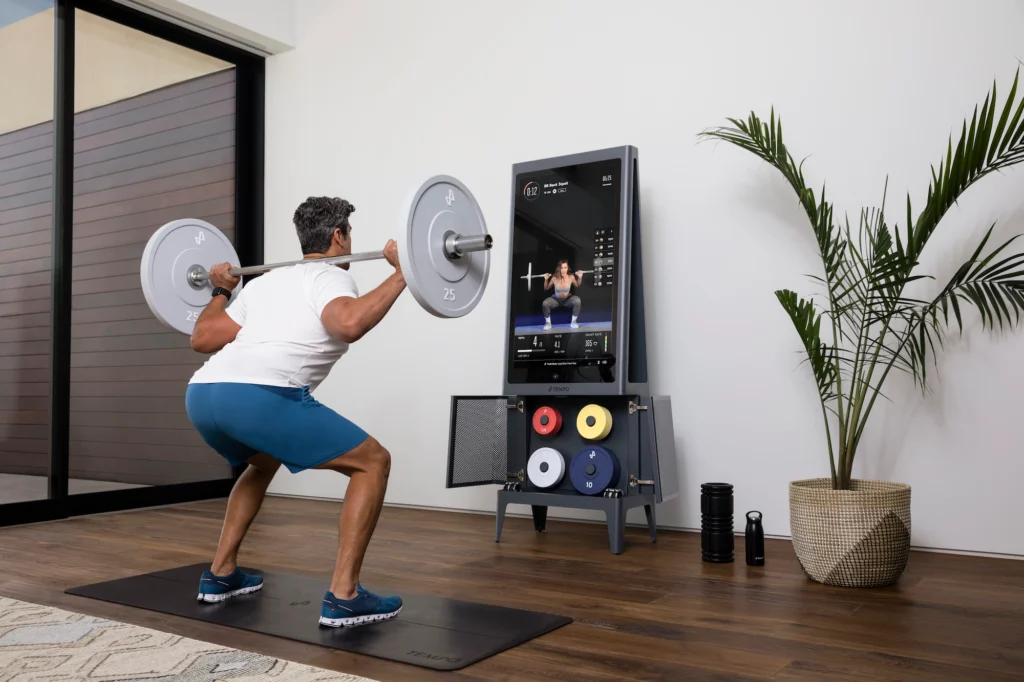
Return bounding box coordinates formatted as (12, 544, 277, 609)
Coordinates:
(0, 0, 264, 526)
(0, 0, 55, 509)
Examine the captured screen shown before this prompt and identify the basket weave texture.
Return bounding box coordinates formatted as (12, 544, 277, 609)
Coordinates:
(789, 478, 911, 587)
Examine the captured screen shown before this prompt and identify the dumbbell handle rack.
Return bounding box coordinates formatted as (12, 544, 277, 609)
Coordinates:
(495, 488, 657, 555)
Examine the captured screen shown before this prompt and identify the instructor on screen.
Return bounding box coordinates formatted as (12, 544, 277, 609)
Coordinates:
(541, 260, 584, 330)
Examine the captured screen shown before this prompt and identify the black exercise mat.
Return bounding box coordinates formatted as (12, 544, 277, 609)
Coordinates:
(66, 563, 571, 671)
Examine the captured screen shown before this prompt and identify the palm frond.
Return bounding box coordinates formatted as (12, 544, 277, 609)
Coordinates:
(908, 69, 1024, 262)
(897, 226, 1024, 389)
(775, 289, 838, 401)
(699, 110, 848, 293)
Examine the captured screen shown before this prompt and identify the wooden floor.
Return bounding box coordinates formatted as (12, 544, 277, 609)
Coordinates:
(0, 497, 1022, 681)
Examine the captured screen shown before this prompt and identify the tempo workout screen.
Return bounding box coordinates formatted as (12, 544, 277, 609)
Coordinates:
(506, 158, 621, 384)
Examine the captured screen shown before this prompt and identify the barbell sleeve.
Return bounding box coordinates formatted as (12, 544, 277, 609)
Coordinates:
(191, 232, 492, 285)
(445, 233, 492, 259)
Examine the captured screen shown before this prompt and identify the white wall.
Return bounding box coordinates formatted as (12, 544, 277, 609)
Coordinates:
(258, 0, 1024, 557)
(129, 0, 295, 53)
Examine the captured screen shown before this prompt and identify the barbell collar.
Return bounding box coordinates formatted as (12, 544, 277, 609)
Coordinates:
(444, 233, 492, 260)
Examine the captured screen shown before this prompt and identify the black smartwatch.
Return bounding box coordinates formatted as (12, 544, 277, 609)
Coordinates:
(211, 287, 232, 299)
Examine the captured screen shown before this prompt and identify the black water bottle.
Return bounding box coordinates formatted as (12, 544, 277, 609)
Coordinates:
(745, 511, 765, 566)
(700, 482, 734, 562)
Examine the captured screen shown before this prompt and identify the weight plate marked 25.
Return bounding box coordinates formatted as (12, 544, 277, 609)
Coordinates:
(140, 175, 492, 335)
(140, 218, 240, 335)
(400, 175, 490, 319)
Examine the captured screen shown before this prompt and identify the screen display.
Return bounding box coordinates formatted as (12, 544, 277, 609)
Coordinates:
(507, 158, 621, 384)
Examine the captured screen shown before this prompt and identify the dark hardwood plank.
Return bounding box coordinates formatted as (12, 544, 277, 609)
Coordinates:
(0, 396, 49, 411)
(75, 130, 233, 183)
(73, 115, 234, 170)
(69, 396, 197, 414)
(0, 325, 49, 344)
(0, 256, 50, 279)
(0, 500, 1020, 681)
(0, 227, 51, 255)
(0, 170, 50, 201)
(69, 410, 193, 430)
(0, 312, 49, 331)
(75, 147, 234, 198)
(0, 410, 47, 425)
(0, 147, 53, 173)
(75, 100, 236, 154)
(0, 298, 50, 318)
(70, 380, 186, 398)
(0, 158, 51, 187)
(73, 164, 234, 213)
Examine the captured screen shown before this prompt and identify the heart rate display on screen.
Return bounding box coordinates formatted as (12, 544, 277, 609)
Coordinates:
(507, 158, 621, 384)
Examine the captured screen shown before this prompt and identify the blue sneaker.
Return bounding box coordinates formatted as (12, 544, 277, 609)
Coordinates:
(319, 585, 402, 627)
(197, 567, 264, 603)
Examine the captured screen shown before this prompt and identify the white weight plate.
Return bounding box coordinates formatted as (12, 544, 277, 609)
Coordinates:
(527, 447, 566, 489)
(140, 218, 240, 335)
(399, 175, 490, 318)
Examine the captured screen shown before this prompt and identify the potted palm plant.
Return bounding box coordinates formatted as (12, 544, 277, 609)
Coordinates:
(699, 69, 1024, 587)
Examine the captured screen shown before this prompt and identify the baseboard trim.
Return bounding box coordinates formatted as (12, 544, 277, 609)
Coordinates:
(266, 492, 1023, 561)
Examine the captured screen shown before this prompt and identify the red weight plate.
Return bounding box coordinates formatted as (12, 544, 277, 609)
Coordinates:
(532, 406, 562, 436)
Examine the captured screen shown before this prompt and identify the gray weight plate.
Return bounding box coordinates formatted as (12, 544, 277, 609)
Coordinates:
(399, 175, 490, 318)
(140, 219, 240, 335)
(527, 447, 566, 489)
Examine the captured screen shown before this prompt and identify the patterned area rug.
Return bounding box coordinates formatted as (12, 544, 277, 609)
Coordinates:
(0, 596, 376, 681)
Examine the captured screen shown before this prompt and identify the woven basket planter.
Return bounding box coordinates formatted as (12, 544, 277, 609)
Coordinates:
(789, 478, 911, 587)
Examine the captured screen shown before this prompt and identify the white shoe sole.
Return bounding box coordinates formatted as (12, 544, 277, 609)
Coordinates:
(196, 583, 263, 603)
(319, 606, 402, 628)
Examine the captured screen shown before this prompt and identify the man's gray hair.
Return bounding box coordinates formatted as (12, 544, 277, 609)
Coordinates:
(292, 196, 355, 255)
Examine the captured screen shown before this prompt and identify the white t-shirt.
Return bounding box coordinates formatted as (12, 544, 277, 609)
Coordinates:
(189, 263, 359, 391)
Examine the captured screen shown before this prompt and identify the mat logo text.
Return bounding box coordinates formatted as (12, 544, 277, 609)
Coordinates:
(408, 650, 461, 663)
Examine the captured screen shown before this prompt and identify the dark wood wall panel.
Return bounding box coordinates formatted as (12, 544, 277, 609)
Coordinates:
(0, 69, 237, 485)
(0, 116, 52, 480)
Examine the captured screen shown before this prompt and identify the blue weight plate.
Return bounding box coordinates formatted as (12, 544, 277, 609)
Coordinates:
(569, 445, 621, 496)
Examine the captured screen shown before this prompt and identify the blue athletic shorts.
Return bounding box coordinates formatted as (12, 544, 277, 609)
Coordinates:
(185, 382, 369, 473)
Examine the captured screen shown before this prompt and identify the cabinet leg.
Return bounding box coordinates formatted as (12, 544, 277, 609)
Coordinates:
(645, 504, 657, 543)
(605, 500, 626, 555)
(531, 505, 548, 532)
(496, 497, 508, 542)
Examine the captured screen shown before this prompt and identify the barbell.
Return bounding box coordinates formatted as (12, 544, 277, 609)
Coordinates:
(518, 260, 596, 291)
(140, 175, 492, 335)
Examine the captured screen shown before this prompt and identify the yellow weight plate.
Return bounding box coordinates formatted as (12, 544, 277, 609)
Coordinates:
(576, 404, 613, 440)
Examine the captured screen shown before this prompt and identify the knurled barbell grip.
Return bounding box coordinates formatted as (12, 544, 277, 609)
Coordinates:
(191, 233, 492, 284)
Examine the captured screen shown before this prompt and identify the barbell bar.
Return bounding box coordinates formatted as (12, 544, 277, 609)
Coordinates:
(141, 175, 492, 335)
(519, 260, 597, 291)
(187, 234, 492, 285)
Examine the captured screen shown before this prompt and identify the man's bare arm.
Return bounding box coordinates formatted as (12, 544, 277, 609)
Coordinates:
(190, 263, 242, 353)
(321, 239, 406, 343)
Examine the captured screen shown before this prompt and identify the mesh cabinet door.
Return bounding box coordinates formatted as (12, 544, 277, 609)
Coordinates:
(447, 396, 516, 487)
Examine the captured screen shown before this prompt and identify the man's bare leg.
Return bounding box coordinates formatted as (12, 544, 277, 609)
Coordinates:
(314, 436, 391, 599)
(210, 453, 281, 576)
